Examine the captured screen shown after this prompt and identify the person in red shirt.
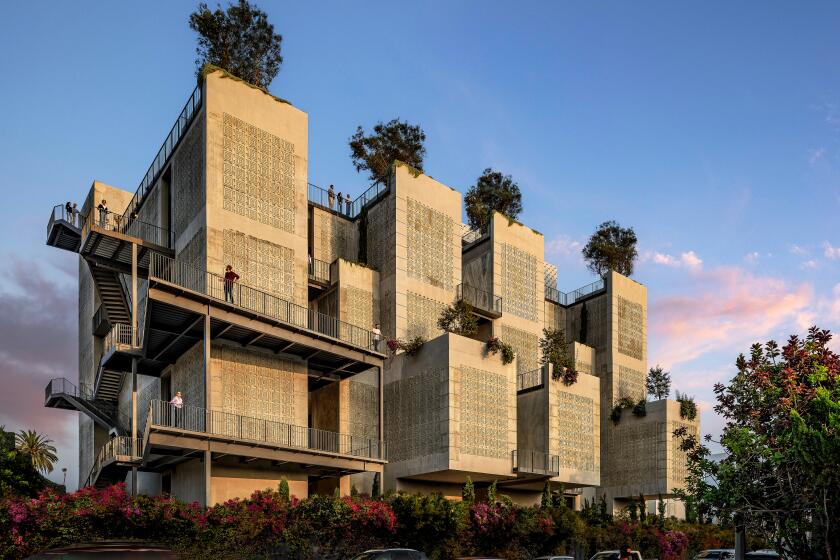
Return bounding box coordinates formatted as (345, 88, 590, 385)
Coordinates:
(224, 265, 239, 303)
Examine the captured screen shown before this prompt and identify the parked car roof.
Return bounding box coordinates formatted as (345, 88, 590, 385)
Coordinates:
(352, 549, 429, 560)
(26, 541, 176, 558)
(694, 550, 736, 559)
(745, 551, 780, 559)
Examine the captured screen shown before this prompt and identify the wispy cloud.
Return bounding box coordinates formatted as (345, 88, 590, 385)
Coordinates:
(824, 241, 840, 260)
(744, 251, 760, 264)
(808, 147, 827, 165)
(545, 235, 583, 259)
(801, 259, 819, 270)
(789, 244, 809, 256)
(651, 250, 703, 270)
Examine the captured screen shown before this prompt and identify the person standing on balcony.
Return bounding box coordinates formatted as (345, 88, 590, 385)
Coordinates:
(169, 391, 183, 428)
(71, 203, 78, 226)
(372, 323, 382, 351)
(97, 199, 108, 227)
(327, 185, 336, 209)
(224, 264, 240, 304)
(64, 202, 73, 224)
(345, 193, 352, 216)
(336, 191, 344, 214)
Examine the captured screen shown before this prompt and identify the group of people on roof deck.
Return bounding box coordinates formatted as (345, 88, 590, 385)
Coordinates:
(326, 184, 352, 215)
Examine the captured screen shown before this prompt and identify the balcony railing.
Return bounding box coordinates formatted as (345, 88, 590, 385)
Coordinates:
(461, 227, 488, 246)
(81, 207, 171, 248)
(308, 257, 330, 284)
(45, 377, 95, 404)
(146, 400, 385, 461)
(512, 449, 560, 477)
(307, 180, 389, 219)
(545, 278, 606, 306)
(104, 323, 138, 354)
(516, 368, 544, 392)
(456, 283, 502, 316)
(84, 436, 142, 488)
(48, 204, 81, 235)
(121, 84, 203, 225)
(149, 253, 380, 353)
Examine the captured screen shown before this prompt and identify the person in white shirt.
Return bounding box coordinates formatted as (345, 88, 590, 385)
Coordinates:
(372, 323, 382, 351)
(169, 391, 183, 427)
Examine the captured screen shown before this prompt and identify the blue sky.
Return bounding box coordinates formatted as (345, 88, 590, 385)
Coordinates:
(1, 1, 839, 489)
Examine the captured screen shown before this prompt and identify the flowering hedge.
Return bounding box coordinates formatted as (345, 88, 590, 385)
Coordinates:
(0, 483, 728, 560)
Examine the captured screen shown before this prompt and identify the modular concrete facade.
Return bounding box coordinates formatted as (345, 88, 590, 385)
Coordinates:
(48, 67, 697, 515)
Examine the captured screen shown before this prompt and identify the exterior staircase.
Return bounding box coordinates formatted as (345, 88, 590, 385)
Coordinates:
(44, 378, 125, 434)
(90, 265, 131, 326)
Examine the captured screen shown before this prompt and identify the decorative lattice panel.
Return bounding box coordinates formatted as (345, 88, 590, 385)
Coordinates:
(384, 368, 447, 462)
(406, 198, 454, 289)
(222, 229, 294, 300)
(601, 421, 664, 488)
(617, 296, 644, 360)
(174, 117, 205, 238)
(318, 213, 356, 263)
(222, 113, 296, 232)
(214, 345, 298, 424)
(458, 367, 509, 459)
(406, 291, 446, 340)
(670, 420, 697, 488)
(367, 195, 395, 275)
(348, 380, 379, 439)
(345, 286, 373, 330)
(171, 343, 205, 409)
(552, 391, 597, 471)
(177, 227, 206, 270)
(501, 243, 538, 321)
(501, 325, 539, 373)
(617, 365, 646, 402)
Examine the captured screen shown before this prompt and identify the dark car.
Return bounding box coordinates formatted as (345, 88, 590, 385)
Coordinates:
(745, 551, 781, 559)
(694, 550, 735, 559)
(26, 541, 177, 559)
(352, 549, 429, 560)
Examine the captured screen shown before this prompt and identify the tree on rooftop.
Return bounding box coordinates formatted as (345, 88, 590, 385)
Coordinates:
(464, 168, 523, 232)
(189, 0, 283, 89)
(437, 299, 478, 337)
(581, 220, 638, 277)
(675, 327, 840, 560)
(646, 365, 671, 400)
(349, 119, 426, 184)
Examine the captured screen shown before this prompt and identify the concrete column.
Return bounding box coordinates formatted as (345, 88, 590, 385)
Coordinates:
(131, 242, 138, 347)
(204, 449, 212, 508)
(203, 309, 212, 507)
(378, 364, 384, 459)
(131, 357, 138, 496)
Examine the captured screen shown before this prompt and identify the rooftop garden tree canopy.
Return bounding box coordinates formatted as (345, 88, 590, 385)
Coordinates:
(676, 326, 840, 560)
(647, 365, 671, 400)
(581, 220, 638, 277)
(189, 0, 283, 89)
(349, 119, 426, 184)
(464, 168, 523, 232)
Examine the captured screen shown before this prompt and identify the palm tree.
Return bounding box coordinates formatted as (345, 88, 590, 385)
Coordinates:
(15, 430, 58, 474)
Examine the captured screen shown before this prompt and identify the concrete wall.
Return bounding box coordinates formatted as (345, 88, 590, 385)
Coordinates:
(310, 206, 358, 264)
(211, 465, 308, 504)
(171, 458, 205, 505)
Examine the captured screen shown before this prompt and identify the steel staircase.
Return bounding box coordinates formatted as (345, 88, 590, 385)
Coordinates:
(90, 265, 131, 326)
(44, 378, 126, 434)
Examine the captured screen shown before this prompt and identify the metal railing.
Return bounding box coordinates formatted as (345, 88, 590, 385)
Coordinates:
(84, 436, 142, 488)
(146, 400, 385, 460)
(516, 368, 544, 392)
(121, 84, 203, 225)
(456, 283, 502, 315)
(48, 204, 81, 235)
(104, 323, 138, 353)
(308, 257, 331, 284)
(462, 227, 488, 246)
(149, 253, 380, 353)
(545, 278, 606, 306)
(307, 180, 389, 219)
(512, 449, 560, 477)
(45, 377, 95, 404)
(81, 207, 171, 248)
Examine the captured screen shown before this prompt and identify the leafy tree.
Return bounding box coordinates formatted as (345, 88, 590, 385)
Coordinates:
(487, 479, 497, 504)
(1, 427, 49, 498)
(349, 119, 426, 184)
(647, 365, 671, 399)
(676, 327, 840, 560)
(540, 481, 551, 509)
(189, 0, 283, 89)
(581, 220, 638, 277)
(437, 299, 478, 337)
(540, 328, 574, 382)
(462, 476, 475, 504)
(278, 477, 290, 501)
(675, 391, 697, 420)
(463, 168, 523, 232)
(15, 430, 57, 474)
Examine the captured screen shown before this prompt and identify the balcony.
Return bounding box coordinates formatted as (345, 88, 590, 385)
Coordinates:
(149, 253, 381, 354)
(308, 257, 331, 286)
(512, 449, 560, 477)
(461, 227, 488, 247)
(85, 436, 143, 488)
(307, 180, 389, 219)
(516, 368, 545, 393)
(46, 204, 82, 252)
(544, 278, 606, 307)
(456, 283, 502, 319)
(44, 377, 122, 432)
(144, 400, 385, 470)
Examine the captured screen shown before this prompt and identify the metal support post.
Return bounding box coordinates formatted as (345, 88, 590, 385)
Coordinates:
(131, 357, 138, 496)
(131, 242, 138, 347)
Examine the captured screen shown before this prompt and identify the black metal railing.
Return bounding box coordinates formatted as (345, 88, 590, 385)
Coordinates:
(81, 207, 171, 248)
(45, 377, 95, 404)
(308, 258, 330, 284)
(48, 204, 82, 235)
(146, 400, 385, 461)
(149, 253, 381, 353)
(456, 283, 502, 315)
(516, 368, 544, 392)
(84, 436, 142, 488)
(461, 227, 488, 246)
(512, 449, 560, 477)
(545, 278, 606, 306)
(121, 84, 202, 225)
(307, 180, 389, 219)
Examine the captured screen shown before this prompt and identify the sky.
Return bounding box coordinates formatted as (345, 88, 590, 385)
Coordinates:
(1, 1, 839, 491)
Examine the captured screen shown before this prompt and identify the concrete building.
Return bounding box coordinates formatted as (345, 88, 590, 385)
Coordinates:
(44, 67, 698, 513)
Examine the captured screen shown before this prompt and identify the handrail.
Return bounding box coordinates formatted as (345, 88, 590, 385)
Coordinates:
(48, 204, 81, 236)
(456, 283, 502, 315)
(104, 323, 138, 354)
(147, 399, 385, 461)
(149, 253, 380, 353)
(516, 368, 544, 392)
(308, 257, 330, 284)
(462, 227, 487, 246)
(81, 207, 171, 249)
(307, 180, 389, 219)
(84, 436, 142, 488)
(121, 84, 203, 225)
(545, 278, 606, 306)
(512, 449, 560, 476)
